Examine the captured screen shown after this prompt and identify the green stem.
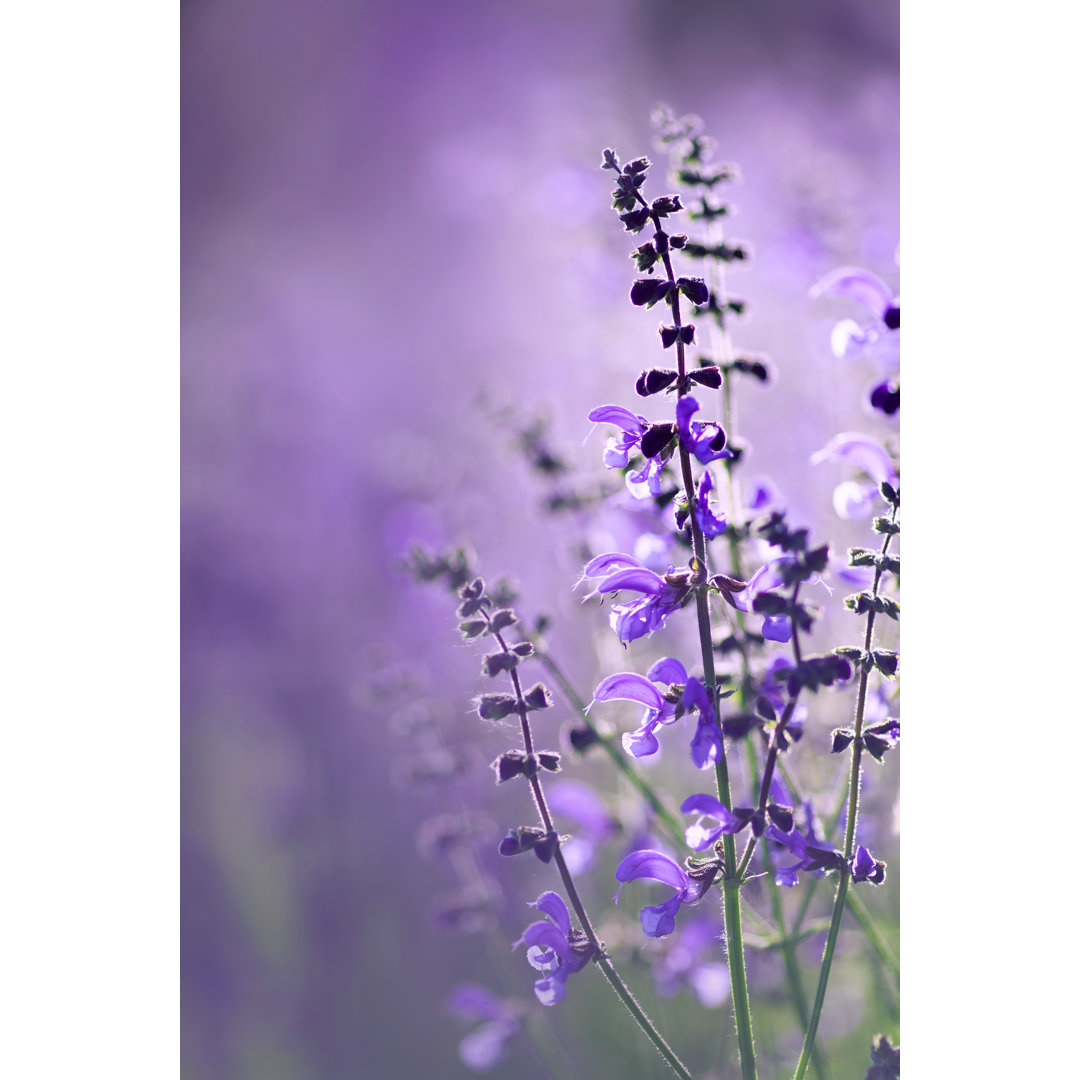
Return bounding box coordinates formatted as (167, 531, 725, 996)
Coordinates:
(626, 167, 756, 1080)
(792, 507, 898, 1080)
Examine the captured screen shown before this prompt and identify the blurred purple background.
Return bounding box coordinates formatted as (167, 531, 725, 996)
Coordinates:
(182, 2, 898, 1076)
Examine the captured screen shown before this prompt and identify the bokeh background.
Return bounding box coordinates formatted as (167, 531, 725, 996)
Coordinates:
(182, 2, 898, 1077)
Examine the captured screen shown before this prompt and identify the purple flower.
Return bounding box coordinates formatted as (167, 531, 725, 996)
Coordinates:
(764, 823, 845, 887)
(614, 849, 710, 938)
(675, 395, 730, 465)
(546, 781, 619, 874)
(811, 266, 899, 360)
(577, 552, 690, 644)
(694, 470, 727, 539)
(683, 676, 723, 770)
(587, 404, 666, 498)
(850, 844, 887, 885)
(680, 793, 740, 851)
(727, 559, 794, 643)
(513, 891, 596, 1006)
(592, 658, 685, 758)
(810, 432, 898, 521)
(446, 984, 522, 1073)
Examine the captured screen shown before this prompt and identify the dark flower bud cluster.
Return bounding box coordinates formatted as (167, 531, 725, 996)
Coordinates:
(865, 1034, 901, 1080)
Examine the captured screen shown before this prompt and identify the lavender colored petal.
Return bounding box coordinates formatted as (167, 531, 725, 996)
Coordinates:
(593, 672, 666, 711)
(774, 864, 800, 888)
(647, 656, 688, 685)
(582, 551, 642, 579)
(597, 566, 667, 596)
(689, 714, 722, 769)
(623, 724, 660, 758)
(531, 890, 571, 937)
(762, 615, 792, 643)
(810, 432, 895, 483)
(587, 404, 645, 433)
(833, 479, 876, 520)
(615, 848, 688, 891)
(675, 394, 701, 440)
(812, 266, 894, 315)
(515, 922, 571, 962)
(532, 973, 567, 1007)
(640, 893, 684, 938)
(682, 676, 715, 724)
(830, 317, 873, 359)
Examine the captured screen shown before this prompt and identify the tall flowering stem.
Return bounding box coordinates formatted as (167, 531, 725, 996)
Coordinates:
(792, 494, 899, 1080)
(608, 148, 757, 1080)
(476, 597, 696, 1080)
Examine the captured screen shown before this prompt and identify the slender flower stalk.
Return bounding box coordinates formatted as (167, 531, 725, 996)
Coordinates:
(477, 603, 695, 1080)
(609, 152, 757, 1080)
(792, 498, 899, 1080)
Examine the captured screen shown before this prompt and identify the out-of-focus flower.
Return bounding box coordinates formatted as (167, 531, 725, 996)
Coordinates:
(577, 552, 690, 644)
(513, 891, 596, 1006)
(810, 432, 898, 520)
(649, 916, 730, 1007)
(545, 780, 619, 874)
(614, 849, 713, 938)
(812, 266, 899, 360)
(764, 822, 845, 887)
(445, 984, 522, 1073)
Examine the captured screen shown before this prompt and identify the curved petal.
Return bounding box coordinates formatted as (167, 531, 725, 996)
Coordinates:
(582, 551, 642, 579)
(587, 404, 645, 433)
(832, 480, 876, 520)
(774, 864, 800, 888)
(593, 672, 665, 711)
(623, 724, 660, 758)
(812, 267, 894, 316)
(597, 566, 667, 596)
(830, 317, 873, 359)
(531, 891, 571, 937)
(810, 432, 895, 483)
(640, 893, 684, 938)
(689, 714, 722, 769)
(682, 677, 715, 724)
(684, 821, 721, 851)
(762, 615, 792, 643)
(680, 793, 727, 817)
(646, 657, 688, 686)
(675, 394, 701, 439)
(615, 848, 688, 891)
(533, 972, 567, 1007)
(515, 922, 570, 961)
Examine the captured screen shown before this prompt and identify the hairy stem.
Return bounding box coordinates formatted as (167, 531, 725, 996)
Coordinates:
(626, 168, 756, 1080)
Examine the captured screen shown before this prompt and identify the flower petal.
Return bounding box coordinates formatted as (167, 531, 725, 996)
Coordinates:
(646, 656, 688, 686)
(811, 267, 894, 316)
(810, 432, 895, 483)
(623, 724, 660, 757)
(615, 848, 688, 891)
(597, 566, 667, 596)
(640, 894, 684, 938)
(587, 405, 645, 433)
(533, 973, 567, 1007)
(531, 891, 571, 937)
(593, 672, 666, 711)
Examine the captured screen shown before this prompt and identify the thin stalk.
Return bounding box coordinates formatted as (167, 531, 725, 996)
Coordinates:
(483, 609, 694, 1080)
(625, 169, 756, 1080)
(792, 506, 898, 1080)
